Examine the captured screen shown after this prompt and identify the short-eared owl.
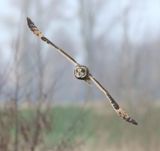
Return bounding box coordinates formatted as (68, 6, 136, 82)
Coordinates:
(27, 17, 138, 125)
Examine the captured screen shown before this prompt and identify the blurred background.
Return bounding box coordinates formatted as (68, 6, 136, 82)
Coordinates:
(0, 0, 160, 151)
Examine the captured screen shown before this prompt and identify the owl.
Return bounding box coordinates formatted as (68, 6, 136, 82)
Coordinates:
(27, 17, 138, 125)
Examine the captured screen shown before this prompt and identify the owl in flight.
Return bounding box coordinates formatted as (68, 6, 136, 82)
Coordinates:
(27, 17, 138, 125)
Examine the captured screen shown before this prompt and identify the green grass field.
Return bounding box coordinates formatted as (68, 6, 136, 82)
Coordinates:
(1, 102, 160, 151)
(19, 103, 160, 150)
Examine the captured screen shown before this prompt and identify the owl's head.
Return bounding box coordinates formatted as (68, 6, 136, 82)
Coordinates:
(74, 65, 89, 80)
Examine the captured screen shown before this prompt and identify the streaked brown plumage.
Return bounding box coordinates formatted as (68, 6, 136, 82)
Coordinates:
(27, 17, 138, 125)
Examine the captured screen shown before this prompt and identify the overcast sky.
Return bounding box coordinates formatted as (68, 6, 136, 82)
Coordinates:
(0, 0, 160, 63)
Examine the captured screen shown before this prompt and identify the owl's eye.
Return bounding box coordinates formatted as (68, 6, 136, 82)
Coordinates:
(81, 69, 85, 73)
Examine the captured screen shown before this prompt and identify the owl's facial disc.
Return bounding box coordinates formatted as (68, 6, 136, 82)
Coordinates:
(74, 65, 89, 80)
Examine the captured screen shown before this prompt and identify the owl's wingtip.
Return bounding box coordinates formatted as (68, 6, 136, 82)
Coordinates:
(132, 119, 138, 125)
(124, 115, 138, 126)
(127, 118, 138, 125)
(26, 17, 32, 26)
(26, 17, 30, 22)
(116, 108, 138, 126)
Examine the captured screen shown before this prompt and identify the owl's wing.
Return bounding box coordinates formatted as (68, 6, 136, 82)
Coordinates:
(89, 74, 138, 125)
(26, 17, 79, 66)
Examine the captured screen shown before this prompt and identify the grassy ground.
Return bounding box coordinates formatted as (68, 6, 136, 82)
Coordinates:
(1, 102, 160, 151)
(21, 102, 160, 151)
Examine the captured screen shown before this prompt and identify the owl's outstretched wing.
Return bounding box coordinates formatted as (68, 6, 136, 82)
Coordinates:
(26, 17, 78, 66)
(89, 74, 138, 125)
